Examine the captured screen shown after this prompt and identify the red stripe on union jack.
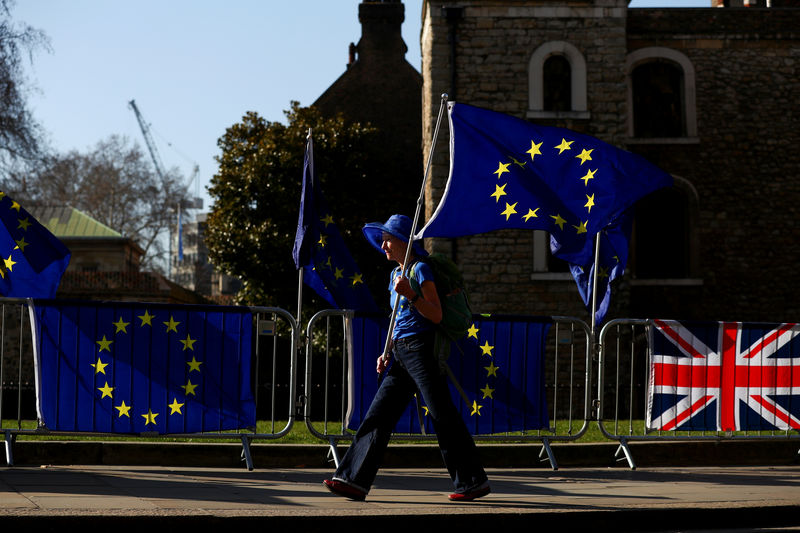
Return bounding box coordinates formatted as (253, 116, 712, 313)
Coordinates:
(647, 320, 800, 431)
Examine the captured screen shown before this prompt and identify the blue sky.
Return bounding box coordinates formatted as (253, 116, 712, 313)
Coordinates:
(13, 0, 708, 210)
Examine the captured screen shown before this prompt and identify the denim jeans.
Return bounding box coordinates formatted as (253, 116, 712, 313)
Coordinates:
(334, 331, 488, 494)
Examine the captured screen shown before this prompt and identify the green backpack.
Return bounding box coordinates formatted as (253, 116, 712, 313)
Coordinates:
(408, 253, 473, 343)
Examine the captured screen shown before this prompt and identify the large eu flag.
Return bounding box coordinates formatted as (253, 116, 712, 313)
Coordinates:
(0, 192, 70, 298)
(292, 133, 378, 312)
(416, 103, 672, 323)
(34, 301, 255, 434)
(344, 314, 550, 434)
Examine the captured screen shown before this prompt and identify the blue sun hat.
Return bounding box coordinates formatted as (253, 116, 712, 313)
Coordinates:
(362, 214, 428, 257)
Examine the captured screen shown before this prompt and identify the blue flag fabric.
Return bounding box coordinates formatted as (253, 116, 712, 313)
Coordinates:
(34, 300, 255, 434)
(345, 314, 550, 434)
(292, 133, 378, 312)
(416, 103, 672, 323)
(0, 192, 71, 298)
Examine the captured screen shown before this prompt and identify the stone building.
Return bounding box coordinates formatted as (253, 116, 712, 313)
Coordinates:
(314, 0, 423, 213)
(419, 0, 800, 324)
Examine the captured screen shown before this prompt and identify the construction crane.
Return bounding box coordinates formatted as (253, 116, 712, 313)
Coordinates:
(128, 99, 202, 279)
(128, 99, 168, 182)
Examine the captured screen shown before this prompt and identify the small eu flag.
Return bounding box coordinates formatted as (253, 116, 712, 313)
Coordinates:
(416, 102, 672, 323)
(0, 191, 71, 298)
(34, 301, 255, 434)
(292, 132, 378, 312)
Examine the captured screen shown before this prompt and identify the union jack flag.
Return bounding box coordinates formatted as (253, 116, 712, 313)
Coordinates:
(647, 319, 800, 431)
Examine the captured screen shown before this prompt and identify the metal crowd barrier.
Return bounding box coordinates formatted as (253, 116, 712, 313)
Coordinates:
(0, 298, 298, 469)
(597, 318, 800, 469)
(303, 310, 592, 470)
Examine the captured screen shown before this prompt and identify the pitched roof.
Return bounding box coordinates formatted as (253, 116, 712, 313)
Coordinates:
(27, 206, 122, 238)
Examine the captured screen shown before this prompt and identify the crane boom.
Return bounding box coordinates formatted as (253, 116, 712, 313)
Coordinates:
(128, 99, 167, 181)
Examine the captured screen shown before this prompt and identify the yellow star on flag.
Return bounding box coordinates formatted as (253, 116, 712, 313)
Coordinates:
(142, 409, 159, 425)
(479, 340, 494, 357)
(527, 140, 543, 161)
(91, 357, 109, 375)
(470, 400, 483, 416)
(580, 168, 597, 186)
(14, 237, 28, 252)
(350, 272, 364, 286)
(318, 234, 327, 247)
(98, 382, 114, 399)
(523, 208, 540, 222)
(138, 310, 155, 327)
(480, 384, 495, 399)
(182, 379, 198, 396)
(467, 324, 479, 339)
(163, 316, 180, 333)
(491, 183, 508, 203)
(501, 202, 518, 221)
(10, 201, 20, 211)
(585, 194, 595, 213)
(320, 214, 334, 227)
(551, 214, 567, 230)
(112, 317, 130, 334)
(573, 220, 588, 234)
(484, 361, 499, 378)
(186, 356, 203, 373)
(334, 267, 344, 280)
(493, 161, 511, 178)
(168, 398, 185, 415)
(17, 217, 31, 231)
(555, 138, 573, 154)
(575, 148, 593, 165)
(4, 255, 16, 272)
(96, 335, 113, 352)
(510, 156, 527, 169)
(115, 401, 131, 418)
(180, 334, 197, 351)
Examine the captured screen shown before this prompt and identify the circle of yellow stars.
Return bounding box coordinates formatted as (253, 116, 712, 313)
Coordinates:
(91, 309, 203, 427)
(491, 138, 598, 236)
(312, 211, 366, 289)
(0, 192, 38, 282)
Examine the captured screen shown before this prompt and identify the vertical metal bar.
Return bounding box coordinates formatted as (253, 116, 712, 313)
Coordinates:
(16, 305, 24, 429)
(271, 312, 278, 434)
(253, 311, 261, 433)
(568, 321, 575, 435)
(323, 315, 331, 435)
(0, 304, 5, 429)
(551, 321, 559, 435)
(628, 324, 635, 435)
(614, 324, 621, 436)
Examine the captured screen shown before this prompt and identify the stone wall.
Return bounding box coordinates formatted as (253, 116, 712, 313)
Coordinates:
(421, 1, 800, 323)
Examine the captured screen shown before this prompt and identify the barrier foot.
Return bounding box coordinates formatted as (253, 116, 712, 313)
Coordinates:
(538, 437, 558, 471)
(240, 435, 254, 471)
(327, 437, 343, 469)
(615, 438, 636, 470)
(4, 430, 14, 467)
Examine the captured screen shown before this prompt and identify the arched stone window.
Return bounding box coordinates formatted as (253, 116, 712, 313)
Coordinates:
(627, 48, 698, 141)
(631, 176, 700, 281)
(528, 41, 589, 120)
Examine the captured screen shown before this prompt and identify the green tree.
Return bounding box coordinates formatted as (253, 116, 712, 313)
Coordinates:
(206, 102, 412, 308)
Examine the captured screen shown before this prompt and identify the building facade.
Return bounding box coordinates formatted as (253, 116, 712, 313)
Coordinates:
(420, 0, 800, 323)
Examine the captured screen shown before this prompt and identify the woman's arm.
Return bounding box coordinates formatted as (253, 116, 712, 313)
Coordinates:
(394, 275, 442, 324)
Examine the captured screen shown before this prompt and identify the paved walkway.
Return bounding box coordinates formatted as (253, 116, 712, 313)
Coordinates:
(1, 465, 800, 531)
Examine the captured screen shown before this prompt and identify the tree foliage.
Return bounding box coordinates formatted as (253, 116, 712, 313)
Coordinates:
(8, 135, 189, 272)
(0, 0, 49, 173)
(206, 102, 414, 308)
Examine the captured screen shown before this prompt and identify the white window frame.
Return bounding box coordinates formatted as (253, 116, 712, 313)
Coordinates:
(527, 41, 589, 120)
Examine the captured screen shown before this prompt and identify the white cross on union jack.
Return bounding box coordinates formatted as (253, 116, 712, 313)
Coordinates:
(647, 319, 800, 431)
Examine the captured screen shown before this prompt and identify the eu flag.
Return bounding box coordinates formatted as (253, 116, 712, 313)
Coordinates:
(34, 301, 255, 434)
(344, 314, 550, 434)
(0, 192, 70, 298)
(416, 103, 672, 323)
(292, 133, 378, 312)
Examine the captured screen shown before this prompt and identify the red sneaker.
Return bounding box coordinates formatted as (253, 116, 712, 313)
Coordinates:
(448, 482, 491, 502)
(323, 479, 367, 501)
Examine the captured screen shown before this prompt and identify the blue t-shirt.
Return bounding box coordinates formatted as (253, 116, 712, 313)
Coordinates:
(390, 261, 435, 340)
